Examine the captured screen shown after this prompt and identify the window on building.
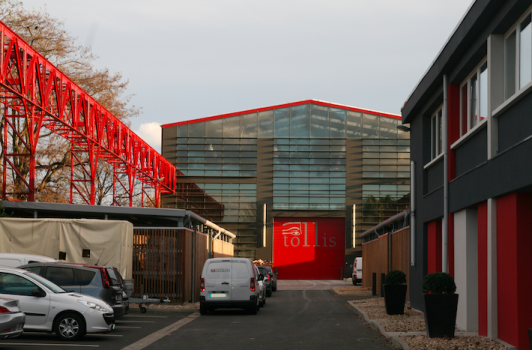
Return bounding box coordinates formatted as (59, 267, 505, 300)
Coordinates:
(431, 108, 443, 160)
(504, 12, 532, 100)
(459, 61, 488, 137)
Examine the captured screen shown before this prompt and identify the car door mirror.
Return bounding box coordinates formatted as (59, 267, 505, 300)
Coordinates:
(31, 288, 46, 297)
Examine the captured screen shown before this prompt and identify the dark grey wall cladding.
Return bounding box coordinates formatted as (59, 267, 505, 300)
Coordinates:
(422, 187, 444, 223)
(498, 91, 532, 152)
(450, 135, 532, 213)
(425, 158, 443, 194)
(455, 127, 487, 177)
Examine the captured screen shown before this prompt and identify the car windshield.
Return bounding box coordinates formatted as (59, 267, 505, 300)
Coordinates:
(265, 266, 273, 273)
(24, 272, 67, 294)
(258, 267, 267, 274)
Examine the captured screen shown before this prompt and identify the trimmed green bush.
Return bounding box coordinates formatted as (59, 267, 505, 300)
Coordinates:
(384, 270, 407, 285)
(423, 272, 456, 294)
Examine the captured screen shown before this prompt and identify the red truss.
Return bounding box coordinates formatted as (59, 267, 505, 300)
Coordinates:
(0, 21, 176, 207)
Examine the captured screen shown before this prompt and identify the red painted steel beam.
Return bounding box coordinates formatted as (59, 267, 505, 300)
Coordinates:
(0, 21, 176, 206)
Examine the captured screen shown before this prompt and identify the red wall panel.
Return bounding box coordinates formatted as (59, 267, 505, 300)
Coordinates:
(496, 193, 532, 349)
(477, 202, 488, 337)
(427, 220, 442, 274)
(273, 217, 345, 280)
(448, 213, 455, 277)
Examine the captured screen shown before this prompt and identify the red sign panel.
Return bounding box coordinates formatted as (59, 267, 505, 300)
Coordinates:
(273, 217, 345, 280)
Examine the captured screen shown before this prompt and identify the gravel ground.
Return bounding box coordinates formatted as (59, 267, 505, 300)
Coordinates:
(380, 320, 426, 332)
(350, 297, 509, 349)
(401, 335, 508, 350)
(130, 302, 200, 309)
(352, 298, 423, 320)
(331, 286, 372, 295)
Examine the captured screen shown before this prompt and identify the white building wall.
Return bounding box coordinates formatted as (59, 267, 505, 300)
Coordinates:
(454, 208, 479, 331)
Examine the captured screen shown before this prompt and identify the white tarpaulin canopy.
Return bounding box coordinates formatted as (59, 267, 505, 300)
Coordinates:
(0, 218, 133, 279)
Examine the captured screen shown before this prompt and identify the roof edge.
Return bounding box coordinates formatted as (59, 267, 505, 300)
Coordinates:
(162, 99, 401, 129)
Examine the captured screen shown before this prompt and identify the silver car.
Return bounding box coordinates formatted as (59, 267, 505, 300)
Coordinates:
(0, 298, 25, 339)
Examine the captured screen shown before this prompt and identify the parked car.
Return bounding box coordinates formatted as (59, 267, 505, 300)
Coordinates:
(0, 267, 114, 340)
(352, 257, 362, 285)
(264, 265, 277, 291)
(0, 298, 25, 339)
(200, 258, 261, 315)
(257, 266, 272, 297)
(18, 262, 128, 319)
(253, 265, 266, 307)
(0, 253, 56, 268)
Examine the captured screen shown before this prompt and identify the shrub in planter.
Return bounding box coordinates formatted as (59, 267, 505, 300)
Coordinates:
(422, 272, 458, 338)
(383, 270, 407, 315)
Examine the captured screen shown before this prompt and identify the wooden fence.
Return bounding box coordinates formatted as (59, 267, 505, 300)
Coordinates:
(132, 228, 233, 303)
(362, 227, 410, 299)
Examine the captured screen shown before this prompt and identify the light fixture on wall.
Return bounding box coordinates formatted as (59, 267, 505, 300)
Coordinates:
(352, 204, 356, 247)
(263, 203, 267, 247)
(397, 125, 411, 132)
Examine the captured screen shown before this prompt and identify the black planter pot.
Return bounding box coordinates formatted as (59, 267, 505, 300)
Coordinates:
(384, 284, 407, 315)
(528, 328, 532, 350)
(423, 293, 459, 338)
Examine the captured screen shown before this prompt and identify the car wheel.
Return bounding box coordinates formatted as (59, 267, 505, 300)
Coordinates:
(200, 305, 209, 315)
(55, 313, 85, 341)
(352, 279, 357, 286)
(248, 304, 258, 315)
(266, 289, 272, 297)
(263, 297, 266, 306)
(272, 285, 277, 292)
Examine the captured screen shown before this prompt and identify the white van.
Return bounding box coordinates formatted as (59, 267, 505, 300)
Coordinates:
(200, 258, 261, 315)
(352, 257, 362, 285)
(0, 253, 56, 268)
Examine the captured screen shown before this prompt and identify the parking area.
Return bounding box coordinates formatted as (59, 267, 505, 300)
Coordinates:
(0, 310, 197, 350)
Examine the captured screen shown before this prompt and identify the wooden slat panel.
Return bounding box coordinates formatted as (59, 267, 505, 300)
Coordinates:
(362, 227, 410, 300)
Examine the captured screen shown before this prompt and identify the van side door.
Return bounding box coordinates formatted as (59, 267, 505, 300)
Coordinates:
(204, 261, 232, 301)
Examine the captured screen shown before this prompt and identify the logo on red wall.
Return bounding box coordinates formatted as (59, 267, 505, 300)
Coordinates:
(273, 217, 345, 280)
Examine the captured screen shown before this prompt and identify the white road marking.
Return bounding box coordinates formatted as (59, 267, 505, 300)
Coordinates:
(121, 313, 200, 350)
(0, 343, 98, 347)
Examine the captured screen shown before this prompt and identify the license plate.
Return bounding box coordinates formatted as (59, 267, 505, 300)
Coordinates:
(210, 293, 227, 298)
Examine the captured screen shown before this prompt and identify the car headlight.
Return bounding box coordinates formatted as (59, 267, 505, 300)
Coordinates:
(78, 300, 110, 313)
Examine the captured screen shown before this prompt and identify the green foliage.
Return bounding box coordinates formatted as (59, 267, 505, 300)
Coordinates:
(384, 270, 406, 285)
(423, 272, 456, 294)
(0, 202, 12, 217)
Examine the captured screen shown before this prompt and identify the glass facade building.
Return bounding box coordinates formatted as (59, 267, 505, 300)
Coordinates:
(162, 100, 410, 270)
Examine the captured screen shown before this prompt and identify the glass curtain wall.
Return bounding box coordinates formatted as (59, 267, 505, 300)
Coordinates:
(171, 103, 410, 257)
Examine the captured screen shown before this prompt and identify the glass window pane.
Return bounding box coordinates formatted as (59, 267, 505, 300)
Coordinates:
(330, 108, 346, 138)
(520, 15, 532, 89)
(241, 113, 258, 138)
(479, 64, 488, 123)
(188, 122, 205, 137)
(379, 117, 397, 139)
(206, 119, 223, 138)
(363, 114, 379, 138)
(470, 74, 478, 128)
(505, 31, 516, 99)
(438, 110, 443, 155)
(274, 108, 290, 137)
(258, 110, 274, 138)
(461, 84, 468, 136)
(223, 116, 240, 138)
(177, 124, 188, 137)
(311, 104, 329, 138)
(290, 104, 310, 138)
(347, 111, 362, 138)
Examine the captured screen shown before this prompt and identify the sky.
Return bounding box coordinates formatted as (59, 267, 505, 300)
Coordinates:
(20, 0, 474, 152)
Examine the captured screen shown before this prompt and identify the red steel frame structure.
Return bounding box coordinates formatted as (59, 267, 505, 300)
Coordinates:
(0, 21, 176, 207)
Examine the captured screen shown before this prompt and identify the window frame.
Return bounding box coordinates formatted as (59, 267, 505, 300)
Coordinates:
(504, 6, 532, 102)
(459, 59, 488, 138)
(430, 106, 443, 161)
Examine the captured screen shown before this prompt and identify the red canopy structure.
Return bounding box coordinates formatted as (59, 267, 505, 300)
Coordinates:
(0, 21, 176, 207)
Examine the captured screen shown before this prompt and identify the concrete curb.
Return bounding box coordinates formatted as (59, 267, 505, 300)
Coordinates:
(129, 307, 199, 314)
(346, 301, 516, 350)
